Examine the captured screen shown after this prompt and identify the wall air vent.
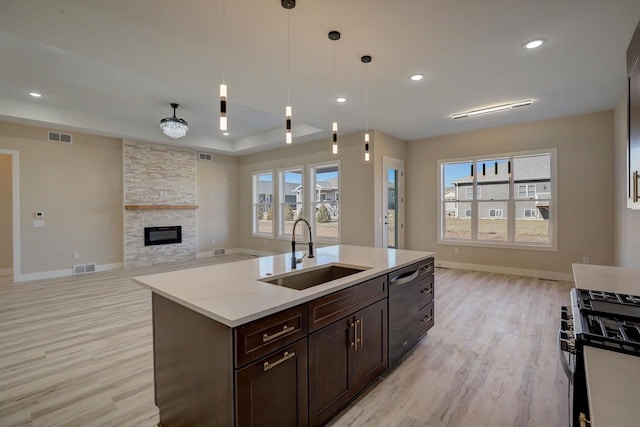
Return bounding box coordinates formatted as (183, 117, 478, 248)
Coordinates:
(48, 131, 73, 144)
(198, 152, 213, 161)
(73, 263, 96, 275)
(214, 248, 226, 256)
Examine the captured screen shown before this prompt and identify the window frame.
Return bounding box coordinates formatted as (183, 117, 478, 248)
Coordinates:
(438, 148, 557, 251)
(277, 166, 304, 240)
(309, 160, 341, 244)
(252, 170, 275, 238)
(489, 209, 503, 218)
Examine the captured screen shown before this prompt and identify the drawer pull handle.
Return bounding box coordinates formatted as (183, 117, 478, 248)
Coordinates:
(360, 318, 364, 348)
(350, 322, 356, 350)
(421, 288, 433, 295)
(634, 171, 639, 203)
(421, 315, 433, 323)
(263, 325, 295, 343)
(263, 351, 295, 371)
(354, 319, 361, 351)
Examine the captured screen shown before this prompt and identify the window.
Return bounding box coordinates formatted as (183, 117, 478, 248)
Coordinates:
(279, 168, 303, 238)
(518, 184, 536, 198)
(310, 162, 340, 242)
(439, 149, 556, 249)
(252, 171, 274, 237)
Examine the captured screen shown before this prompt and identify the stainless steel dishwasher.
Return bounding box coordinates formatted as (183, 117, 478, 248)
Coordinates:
(388, 258, 435, 366)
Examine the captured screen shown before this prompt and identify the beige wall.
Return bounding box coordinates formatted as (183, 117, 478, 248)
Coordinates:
(613, 98, 640, 267)
(0, 121, 123, 275)
(405, 111, 615, 275)
(0, 154, 12, 269)
(197, 154, 239, 252)
(238, 131, 376, 254)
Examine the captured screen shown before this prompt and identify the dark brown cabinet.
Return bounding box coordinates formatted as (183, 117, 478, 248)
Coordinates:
(236, 339, 308, 427)
(308, 299, 388, 427)
(627, 18, 640, 209)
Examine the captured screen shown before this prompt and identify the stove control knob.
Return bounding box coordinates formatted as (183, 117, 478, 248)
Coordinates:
(561, 320, 573, 330)
(560, 338, 575, 353)
(561, 306, 573, 321)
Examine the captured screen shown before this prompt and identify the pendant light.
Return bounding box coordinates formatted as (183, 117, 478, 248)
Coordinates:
(219, 0, 228, 131)
(160, 103, 189, 139)
(282, 0, 295, 144)
(362, 55, 372, 161)
(329, 31, 341, 154)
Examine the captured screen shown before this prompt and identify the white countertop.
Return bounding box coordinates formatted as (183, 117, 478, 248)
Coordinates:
(134, 245, 434, 327)
(572, 263, 640, 427)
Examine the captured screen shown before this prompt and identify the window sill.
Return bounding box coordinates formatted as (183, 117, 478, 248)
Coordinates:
(252, 233, 275, 239)
(437, 239, 557, 252)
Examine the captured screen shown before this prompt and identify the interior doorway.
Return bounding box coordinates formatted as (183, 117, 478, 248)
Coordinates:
(382, 157, 404, 249)
(0, 149, 20, 283)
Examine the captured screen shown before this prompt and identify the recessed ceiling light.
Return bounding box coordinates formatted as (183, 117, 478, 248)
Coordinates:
(451, 100, 533, 119)
(524, 39, 544, 49)
(29, 92, 43, 98)
(223, 132, 229, 136)
(410, 74, 424, 81)
(336, 97, 347, 103)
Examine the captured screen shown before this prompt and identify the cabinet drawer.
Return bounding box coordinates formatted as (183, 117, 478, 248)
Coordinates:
(417, 277, 434, 308)
(418, 258, 434, 279)
(418, 301, 434, 334)
(308, 275, 388, 332)
(235, 305, 307, 368)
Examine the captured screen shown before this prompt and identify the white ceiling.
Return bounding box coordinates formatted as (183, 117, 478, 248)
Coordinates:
(0, 0, 639, 155)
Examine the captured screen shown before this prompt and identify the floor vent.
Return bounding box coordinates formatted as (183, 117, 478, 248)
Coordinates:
(214, 248, 226, 256)
(73, 263, 96, 275)
(198, 152, 213, 161)
(48, 131, 73, 144)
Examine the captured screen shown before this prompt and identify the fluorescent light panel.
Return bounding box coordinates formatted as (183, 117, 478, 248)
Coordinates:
(451, 100, 533, 119)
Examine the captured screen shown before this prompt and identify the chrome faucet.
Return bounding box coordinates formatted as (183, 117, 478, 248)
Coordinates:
(291, 217, 314, 269)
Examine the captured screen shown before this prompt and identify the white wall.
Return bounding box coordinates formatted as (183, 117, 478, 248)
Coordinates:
(0, 154, 12, 270)
(197, 154, 239, 253)
(405, 111, 615, 276)
(613, 98, 640, 267)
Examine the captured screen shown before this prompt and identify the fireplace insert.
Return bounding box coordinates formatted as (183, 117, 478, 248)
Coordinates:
(144, 226, 182, 246)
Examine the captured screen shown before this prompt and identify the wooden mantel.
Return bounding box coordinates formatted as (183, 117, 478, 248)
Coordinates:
(124, 205, 199, 211)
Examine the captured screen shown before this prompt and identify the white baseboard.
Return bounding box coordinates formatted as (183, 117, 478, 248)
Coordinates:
(434, 260, 574, 282)
(0, 267, 13, 276)
(18, 262, 124, 283)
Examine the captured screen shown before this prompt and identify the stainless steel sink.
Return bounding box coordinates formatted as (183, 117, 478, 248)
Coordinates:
(260, 264, 368, 291)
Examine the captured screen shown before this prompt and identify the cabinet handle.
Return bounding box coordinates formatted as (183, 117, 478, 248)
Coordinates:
(355, 319, 361, 350)
(359, 318, 364, 348)
(263, 351, 295, 371)
(634, 171, 639, 203)
(421, 288, 433, 295)
(421, 315, 433, 323)
(390, 270, 419, 286)
(350, 322, 356, 350)
(263, 325, 295, 343)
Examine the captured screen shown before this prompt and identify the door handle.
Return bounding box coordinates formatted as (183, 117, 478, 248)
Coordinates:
(263, 351, 296, 371)
(359, 317, 364, 348)
(634, 171, 639, 203)
(355, 319, 361, 350)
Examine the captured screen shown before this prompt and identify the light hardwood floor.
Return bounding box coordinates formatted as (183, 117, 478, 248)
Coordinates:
(0, 259, 573, 427)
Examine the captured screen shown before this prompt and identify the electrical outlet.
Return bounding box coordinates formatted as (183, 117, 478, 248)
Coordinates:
(32, 220, 45, 228)
(73, 252, 80, 259)
(583, 256, 590, 264)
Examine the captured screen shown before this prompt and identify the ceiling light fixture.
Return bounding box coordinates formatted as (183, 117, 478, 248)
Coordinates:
(451, 100, 533, 119)
(410, 74, 424, 81)
(329, 30, 341, 155)
(524, 39, 544, 49)
(219, 0, 228, 131)
(362, 55, 372, 162)
(336, 97, 347, 103)
(160, 103, 189, 139)
(29, 92, 42, 98)
(283, 0, 295, 144)
(223, 132, 229, 136)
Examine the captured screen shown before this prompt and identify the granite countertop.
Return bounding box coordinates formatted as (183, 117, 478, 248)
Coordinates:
(134, 245, 435, 327)
(572, 263, 640, 427)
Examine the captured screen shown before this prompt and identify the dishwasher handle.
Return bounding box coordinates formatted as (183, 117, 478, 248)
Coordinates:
(390, 269, 419, 286)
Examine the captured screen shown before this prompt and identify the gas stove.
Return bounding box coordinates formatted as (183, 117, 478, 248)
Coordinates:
(559, 288, 640, 427)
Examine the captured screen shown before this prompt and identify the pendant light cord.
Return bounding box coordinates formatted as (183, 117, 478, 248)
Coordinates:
(333, 42, 337, 122)
(365, 62, 369, 133)
(287, 10, 291, 106)
(221, 0, 225, 83)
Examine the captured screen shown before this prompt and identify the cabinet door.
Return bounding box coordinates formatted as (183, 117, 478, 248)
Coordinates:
(236, 339, 307, 427)
(352, 299, 388, 391)
(628, 19, 640, 209)
(308, 317, 355, 427)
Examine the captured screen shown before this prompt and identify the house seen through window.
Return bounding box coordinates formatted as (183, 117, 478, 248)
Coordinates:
(252, 171, 274, 236)
(440, 149, 555, 249)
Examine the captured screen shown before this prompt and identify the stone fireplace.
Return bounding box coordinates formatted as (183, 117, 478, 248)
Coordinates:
(124, 140, 197, 267)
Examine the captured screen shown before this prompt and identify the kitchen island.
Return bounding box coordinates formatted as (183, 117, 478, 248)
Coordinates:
(134, 245, 435, 427)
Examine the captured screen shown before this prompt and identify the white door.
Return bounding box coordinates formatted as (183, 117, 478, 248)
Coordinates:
(382, 157, 404, 249)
